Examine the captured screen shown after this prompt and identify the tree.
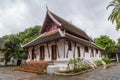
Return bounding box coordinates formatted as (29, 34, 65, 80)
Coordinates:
(117, 38, 120, 45)
(3, 25, 41, 65)
(107, 0, 120, 30)
(3, 25, 41, 45)
(94, 35, 116, 53)
(17, 25, 40, 45)
(3, 35, 22, 65)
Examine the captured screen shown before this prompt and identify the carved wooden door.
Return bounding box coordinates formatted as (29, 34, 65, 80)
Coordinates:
(51, 45, 57, 60)
(40, 46, 45, 60)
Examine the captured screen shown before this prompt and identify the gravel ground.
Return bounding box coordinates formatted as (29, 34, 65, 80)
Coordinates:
(0, 66, 38, 80)
(79, 63, 120, 80)
(0, 63, 120, 80)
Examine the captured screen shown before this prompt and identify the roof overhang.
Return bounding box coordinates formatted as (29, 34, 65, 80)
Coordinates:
(22, 29, 104, 51)
(22, 29, 64, 48)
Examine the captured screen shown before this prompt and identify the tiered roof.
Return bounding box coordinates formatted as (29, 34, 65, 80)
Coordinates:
(22, 10, 104, 50)
(41, 10, 91, 41)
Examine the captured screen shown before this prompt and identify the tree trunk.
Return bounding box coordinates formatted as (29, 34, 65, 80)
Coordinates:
(5, 59, 8, 66)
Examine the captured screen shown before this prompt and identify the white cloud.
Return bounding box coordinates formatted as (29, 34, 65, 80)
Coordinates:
(0, 1, 29, 35)
(0, 0, 119, 42)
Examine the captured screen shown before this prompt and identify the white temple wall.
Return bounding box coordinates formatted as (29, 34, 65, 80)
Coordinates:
(57, 39, 65, 59)
(84, 47, 91, 59)
(27, 39, 103, 61)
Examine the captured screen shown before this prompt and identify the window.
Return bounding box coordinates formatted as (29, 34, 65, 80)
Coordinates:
(51, 45, 57, 60)
(40, 46, 45, 60)
(32, 48, 35, 60)
(100, 51, 102, 57)
(85, 46, 88, 52)
(91, 48, 94, 57)
(96, 49, 98, 54)
(77, 47, 81, 57)
(68, 40, 72, 50)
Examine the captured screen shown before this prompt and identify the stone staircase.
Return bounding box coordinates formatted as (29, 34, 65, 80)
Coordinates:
(18, 61, 49, 74)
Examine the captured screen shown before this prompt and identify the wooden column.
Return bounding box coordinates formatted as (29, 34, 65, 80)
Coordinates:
(29, 47, 32, 60)
(55, 40, 60, 58)
(64, 39, 65, 58)
(46, 43, 50, 58)
(73, 42, 76, 58)
(26, 48, 29, 59)
(83, 47, 85, 57)
(90, 48, 91, 58)
(32, 47, 35, 60)
(95, 50, 97, 57)
(66, 40, 69, 58)
(116, 54, 119, 62)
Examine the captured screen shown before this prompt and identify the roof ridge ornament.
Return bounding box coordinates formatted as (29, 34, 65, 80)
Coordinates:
(46, 4, 49, 11)
(45, 5, 62, 26)
(47, 11, 62, 26)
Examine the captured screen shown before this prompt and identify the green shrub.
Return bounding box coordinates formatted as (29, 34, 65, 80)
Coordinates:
(74, 67, 82, 73)
(69, 58, 82, 69)
(81, 64, 91, 70)
(102, 57, 111, 64)
(69, 58, 81, 65)
(20, 63, 25, 67)
(94, 60, 103, 66)
(74, 64, 91, 73)
(68, 58, 91, 73)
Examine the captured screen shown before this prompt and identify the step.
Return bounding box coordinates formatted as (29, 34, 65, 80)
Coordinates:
(18, 61, 48, 74)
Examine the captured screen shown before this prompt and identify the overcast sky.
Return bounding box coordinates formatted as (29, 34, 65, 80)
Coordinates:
(0, 0, 120, 42)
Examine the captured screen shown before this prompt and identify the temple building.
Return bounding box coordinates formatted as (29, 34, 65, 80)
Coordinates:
(22, 10, 104, 63)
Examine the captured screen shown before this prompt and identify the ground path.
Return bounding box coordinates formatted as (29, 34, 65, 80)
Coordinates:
(0, 63, 119, 80)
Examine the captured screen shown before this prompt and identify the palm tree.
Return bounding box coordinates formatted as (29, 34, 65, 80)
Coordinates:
(107, 0, 120, 30)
